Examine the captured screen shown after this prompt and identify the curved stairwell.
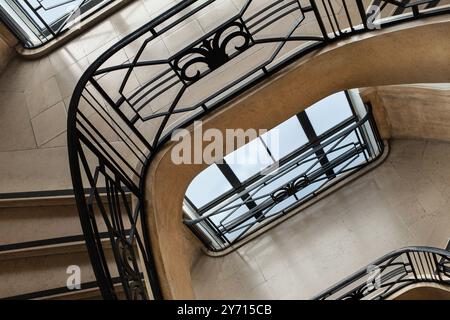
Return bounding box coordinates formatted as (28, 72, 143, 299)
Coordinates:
(141, 15, 450, 300)
(66, 0, 450, 299)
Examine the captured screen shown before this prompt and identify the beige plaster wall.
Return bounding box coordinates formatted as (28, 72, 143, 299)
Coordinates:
(0, 23, 16, 72)
(392, 284, 450, 300)
(0, 195, 131, 299)
(362, 86, 450, 141)
(144, 17, 450, 299)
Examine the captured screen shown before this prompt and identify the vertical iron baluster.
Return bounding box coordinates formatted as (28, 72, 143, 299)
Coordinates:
(432, 253, 444, 282)
(341, 0, 355, 31)
(407, 252, 419, 280)
(327, 0, 344, 34)
(321, 0, 339, 37)
(310, 0, 330, 40)
(356, 0, 369, 29)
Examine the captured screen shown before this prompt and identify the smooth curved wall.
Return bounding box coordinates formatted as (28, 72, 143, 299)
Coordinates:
(0, 23, 16, 72)
(144, 16, 450, 299)
(361, 85, 450, 141)
(391, 283, 450, 300)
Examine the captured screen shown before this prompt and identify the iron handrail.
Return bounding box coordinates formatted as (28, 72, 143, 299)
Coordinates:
(67, 0, 450, 299)
(313, 246, 450, 300)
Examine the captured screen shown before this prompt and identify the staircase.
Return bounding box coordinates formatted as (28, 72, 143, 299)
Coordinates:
(61, 0, 450, 299)
(0, 191, 128, 300)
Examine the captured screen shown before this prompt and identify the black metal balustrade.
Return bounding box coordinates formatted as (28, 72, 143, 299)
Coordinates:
(314, 246, 450, 300)
(66, 0, 450, 299)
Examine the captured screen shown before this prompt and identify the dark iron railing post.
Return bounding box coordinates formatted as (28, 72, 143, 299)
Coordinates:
(22, 0, 57, 37)
(310, 0, 330, 40)
(67, 136, 117, 299)
(356, 0, 369, 30)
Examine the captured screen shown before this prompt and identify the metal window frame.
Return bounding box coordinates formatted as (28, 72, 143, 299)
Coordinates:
(186, 92, 358, 216)
(184, 94, 383, 251)
(1, 0, 115, 48)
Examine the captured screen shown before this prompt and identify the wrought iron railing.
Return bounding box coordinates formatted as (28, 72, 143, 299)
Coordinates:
(314, 246, 450, 300)
(66, 0, 450, 299)
(184, 103, 384, 252)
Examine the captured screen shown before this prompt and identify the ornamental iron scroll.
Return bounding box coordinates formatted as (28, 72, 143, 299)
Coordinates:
(114, 237, 148, 300)
(173, 21, 253, 82)
(271, 175, 309, 202)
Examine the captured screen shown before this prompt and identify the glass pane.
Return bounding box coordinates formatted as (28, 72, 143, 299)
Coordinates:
(209, 198, 247, 227)
(28, 0, 85, 25)
(1, 0, 108, 48)
(323, 131, 359, 162)
(260, 115, 309, 161)
(306, 92, 353, 136)
(224, 138, 274, 182)
(334, 153, 366, 174)
(296, 174, 328, 199)
(207, 198, 251, 242)
(264, 195, 297, 217)
(251, 161, 311, 205)
(185, 164, 233, 209)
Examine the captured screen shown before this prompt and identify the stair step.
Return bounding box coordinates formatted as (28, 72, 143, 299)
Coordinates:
(0, 188, 129, 208)
(0, 236, 112, 261)
(0, 250, 91, 298)
(0, 193, 131, 246)
(0, 189, 133, 300)
(5, 279, 125, 300)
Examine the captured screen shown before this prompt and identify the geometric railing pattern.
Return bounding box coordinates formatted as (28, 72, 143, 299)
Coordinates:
(314, 246, 450, 300)
(23, 0, 95, 36)
(67, 0, 450, 299)
(185, 103, 385, 251)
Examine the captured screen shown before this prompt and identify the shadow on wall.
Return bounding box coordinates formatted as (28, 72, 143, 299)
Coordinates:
(361, 85, 450, 142)
(0, 23, 16, 72)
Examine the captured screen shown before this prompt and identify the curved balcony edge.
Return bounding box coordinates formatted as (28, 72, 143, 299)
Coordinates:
(142, 17, 450, 299)
(66, 1, 450, 300)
